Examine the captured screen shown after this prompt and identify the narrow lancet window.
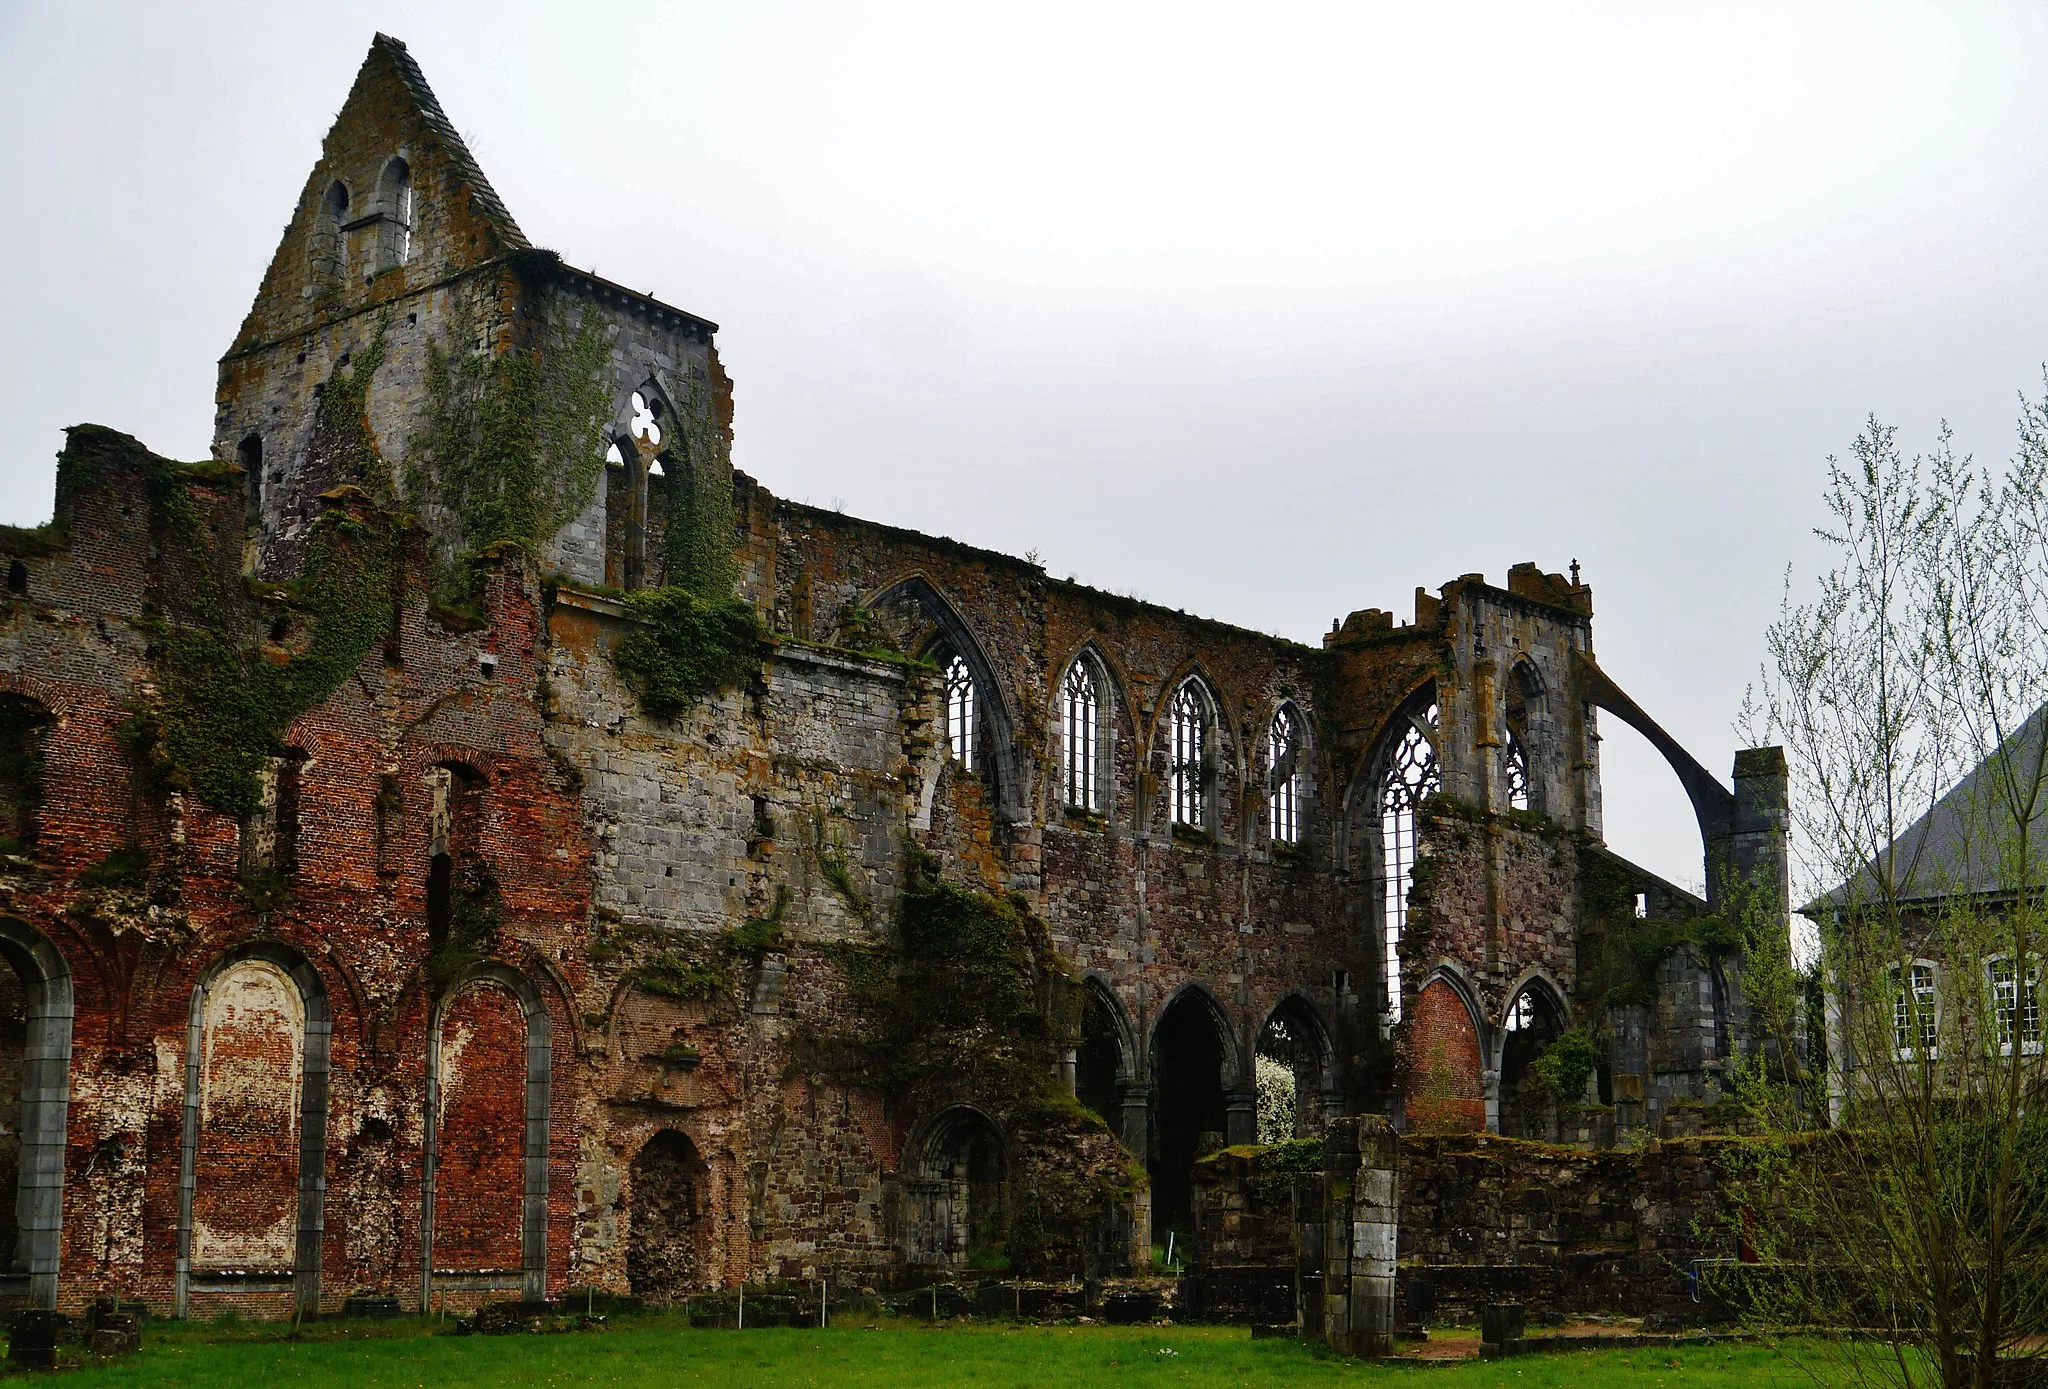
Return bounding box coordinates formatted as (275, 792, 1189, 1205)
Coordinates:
(1504, 729, 1530, 812)
(379, 158, 413, 268)
(1379, 705, 1439, 1024)
(1169, 680, 1208, 829)
(1268, 707, 1301, 844)
(1062, 660, 1100, 811)
(944, 655, 977, 769)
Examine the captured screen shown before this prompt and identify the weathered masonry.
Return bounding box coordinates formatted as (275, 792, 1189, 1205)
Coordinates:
(0, 34, 1788, 1314)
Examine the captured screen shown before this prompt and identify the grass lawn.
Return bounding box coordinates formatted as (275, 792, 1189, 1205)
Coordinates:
(39, 1317, 1853, 1388)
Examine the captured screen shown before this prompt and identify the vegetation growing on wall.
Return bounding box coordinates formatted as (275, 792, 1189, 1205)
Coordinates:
(612, 586, 763, 720)
(409, 306, 613, 612)
(1573, 841, 1735, 1013)
(656, 376, 738, 601)
(427, 854, 504, 989)
(817, 841, 1138, 1273)
(118, 339, 404, 821)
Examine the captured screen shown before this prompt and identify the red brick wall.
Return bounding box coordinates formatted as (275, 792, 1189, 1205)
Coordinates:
(433, 981, 528, 1273)
(191, 961, 304, 1270)
(1406, 978, 1485, 1133)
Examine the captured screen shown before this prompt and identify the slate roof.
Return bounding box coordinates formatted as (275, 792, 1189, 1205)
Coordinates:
(373, 33, 530, 251)
(1810, 703, 2048, 913)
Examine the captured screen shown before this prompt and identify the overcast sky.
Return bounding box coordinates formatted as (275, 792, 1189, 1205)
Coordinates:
(5, 0, 2048, 890)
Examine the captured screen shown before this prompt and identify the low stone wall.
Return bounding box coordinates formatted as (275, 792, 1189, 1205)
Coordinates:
(1186, 1131, 1750, 1325)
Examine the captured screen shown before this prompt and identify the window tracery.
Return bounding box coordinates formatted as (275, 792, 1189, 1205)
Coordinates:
(1379, 703, 1439, 1024)
(944, 655, 977, 769)
(1169, 681, 1209, 829)
(1268, 707, 1302, 845)
(1062, 659, 1101, 811)
(1504, 729, 1530, 812)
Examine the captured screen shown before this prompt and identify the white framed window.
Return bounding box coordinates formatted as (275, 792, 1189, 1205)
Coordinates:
(1169, 680, 1209, 829)
(1890, 961, 1938, 1057)
(944, 655, 976, 769)
(1988, 956, 2042, 1053)
(1268, 706, 1302, 845)
(1061, 659, 1101, 811)
(1379, 704, 1440, 1025)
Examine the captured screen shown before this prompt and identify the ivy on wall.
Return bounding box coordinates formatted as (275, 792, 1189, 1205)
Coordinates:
(654, 372, 737, 601)
(814, 841, 1140, 1273)
(125, 340, 402, 820)
(409, 303, 612, 610)
(611, 586, 763, 721)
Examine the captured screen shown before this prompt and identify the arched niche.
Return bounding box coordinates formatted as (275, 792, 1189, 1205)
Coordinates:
(421, 962, 551, 1308)
(176, 943, 331, 1319)
(901, 1104, 1008, 1267)
(0, 917, 71, 1311)
(627, 1129, 712, 1305)
(1404, 967, 1486, 1135)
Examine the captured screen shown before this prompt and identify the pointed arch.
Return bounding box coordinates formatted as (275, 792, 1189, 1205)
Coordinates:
(1256, 988, 1339, 1137)
(1407, 963, 1488, 1133)
(1353, 684, 1441, 1025)
(1057, 648, 1112, 814)
(1154, 668, 1229, 836)
(1146, 980, 1247, 1093)
(1077, 973, 1135, 1127)
(1263, 699, 1314, 848)
(1503, 657, 1547, 815)
(868, 574, 1024, 818)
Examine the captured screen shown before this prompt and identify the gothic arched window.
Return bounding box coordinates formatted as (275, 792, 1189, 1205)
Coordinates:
(945, 655, 977, 769)
(1379, 704, 1439, 1024)
(1169, 680, 1210, 829)
(1268, 706, 1303, 845)
(1061, 658, 1102, 811)
(1504, 730, 1531, 812)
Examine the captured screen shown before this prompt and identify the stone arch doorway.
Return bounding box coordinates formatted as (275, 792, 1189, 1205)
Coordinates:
(1497, 979, 1568, 1138)
(627, 1130, 711, 1305)
(903, 1105, 1008, 1267)
(1149, 987, 1237, 1248)
(1075, 978, 1131, 1131)
(1255, 992, 1336, 1141)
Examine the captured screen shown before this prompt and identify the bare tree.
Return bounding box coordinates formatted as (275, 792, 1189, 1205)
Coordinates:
(1736, 401, 2048, 1389)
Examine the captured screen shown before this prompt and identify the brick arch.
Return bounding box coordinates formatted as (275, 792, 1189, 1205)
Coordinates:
(1405, 970, 1486, 1133)
(422, 962, 551, 1308)
(0, 672, 75, 720)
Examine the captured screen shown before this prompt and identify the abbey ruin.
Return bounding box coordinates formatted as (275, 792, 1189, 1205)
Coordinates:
(0, 36, 1788, 1318)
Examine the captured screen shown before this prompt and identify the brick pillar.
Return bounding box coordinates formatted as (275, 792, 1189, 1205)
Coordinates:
(1320, 1116, 1398, 1357)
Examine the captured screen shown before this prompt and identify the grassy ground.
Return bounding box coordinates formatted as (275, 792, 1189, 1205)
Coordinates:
(31, 1317, 1852, 1388)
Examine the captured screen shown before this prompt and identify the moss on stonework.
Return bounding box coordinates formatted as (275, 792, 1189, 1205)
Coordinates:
(627, 952, 729, 1001)
(78, 844, 149, 889)
(816, 841, 1137, 1274)
(115, 334, 403, 821)
(612, 586, 763, 720)
(409, 307, 613, 610)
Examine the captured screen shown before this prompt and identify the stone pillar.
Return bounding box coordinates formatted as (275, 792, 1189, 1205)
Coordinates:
(1729, 747, 1791, 1060)
(1225, 1088, 1258, 1146)
(1609, 1002, 1648, 1135)
(1320, 1115, 1398, 1357)
(1119, 1083, 1152, 1160)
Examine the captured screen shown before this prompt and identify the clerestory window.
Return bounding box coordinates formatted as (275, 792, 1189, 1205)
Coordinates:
(1379, 704, 1440, 1024)
(1268, 706, 1302, 845)
(1504, 729, 1530, 812)
(1061, 659, 1101, 811)
(1169, 680, 1209, 829)
(944, 655, 977, 769)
